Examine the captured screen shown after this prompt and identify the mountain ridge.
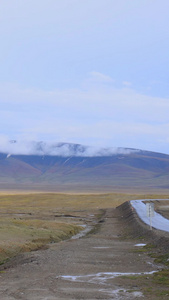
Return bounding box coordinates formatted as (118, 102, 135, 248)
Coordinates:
(0, 142, 168, 192)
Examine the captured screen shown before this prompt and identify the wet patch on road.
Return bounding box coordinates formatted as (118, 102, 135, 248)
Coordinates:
(60, 271, 157, 285)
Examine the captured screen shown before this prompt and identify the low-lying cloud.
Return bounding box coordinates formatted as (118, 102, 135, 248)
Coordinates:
(0, 140, 139, 157)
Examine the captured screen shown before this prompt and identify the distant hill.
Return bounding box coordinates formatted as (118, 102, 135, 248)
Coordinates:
(0, 142, 169, 192)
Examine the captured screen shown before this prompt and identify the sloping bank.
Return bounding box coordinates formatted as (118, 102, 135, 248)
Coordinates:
(116, 200, 169, 252)
(0, 221, 83, 268)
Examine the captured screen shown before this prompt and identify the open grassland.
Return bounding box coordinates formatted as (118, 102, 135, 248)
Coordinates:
(1, 192, 169, 298)
(0, 192, 169, 267)
(0, 192, 169, 211)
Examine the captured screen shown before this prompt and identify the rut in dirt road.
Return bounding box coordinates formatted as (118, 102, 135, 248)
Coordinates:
(0, 208, 158, 300)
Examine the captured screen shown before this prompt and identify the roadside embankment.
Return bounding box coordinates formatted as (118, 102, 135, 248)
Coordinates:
(117, 201, 169, 252)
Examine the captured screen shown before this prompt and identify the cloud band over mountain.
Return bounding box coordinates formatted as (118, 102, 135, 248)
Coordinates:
(0, 140, 139, 157)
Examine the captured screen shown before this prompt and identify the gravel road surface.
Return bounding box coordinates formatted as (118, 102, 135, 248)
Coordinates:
(0, 208, 159, 300)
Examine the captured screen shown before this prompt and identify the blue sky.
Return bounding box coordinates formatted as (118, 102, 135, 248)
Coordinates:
(0, 0, 169, 154)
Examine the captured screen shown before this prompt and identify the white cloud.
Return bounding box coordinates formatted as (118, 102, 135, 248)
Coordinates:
(89, 71, 114, 83)
(123, 81, 132, 87)
(0, 79, 169, 123)
(0, 73, 169, 154)
(0, 138, 139, 157)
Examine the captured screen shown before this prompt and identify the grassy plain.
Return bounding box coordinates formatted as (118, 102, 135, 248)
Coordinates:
(0, 192, 169, 298)
(0, 192, 169, 267)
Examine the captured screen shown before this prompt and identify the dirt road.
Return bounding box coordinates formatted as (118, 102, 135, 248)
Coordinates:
(0, 208, 160, 299)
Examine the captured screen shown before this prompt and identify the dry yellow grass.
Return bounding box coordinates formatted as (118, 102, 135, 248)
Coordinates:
(0, 192, 168, 212)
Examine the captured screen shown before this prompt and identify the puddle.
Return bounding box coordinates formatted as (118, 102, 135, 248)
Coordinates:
(71, 226, 92, 240)
(100, 288, 127, 296)
(147, 261, 156, 268)
(135, 244, 147, 247)
(132, 291, 143, 297)
(100, 288, 143, 299)
(93, 247, 110, 249)
(60, 271, 157, 285)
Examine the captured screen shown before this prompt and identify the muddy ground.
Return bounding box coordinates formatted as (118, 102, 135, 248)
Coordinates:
(0, 203, 168, 300)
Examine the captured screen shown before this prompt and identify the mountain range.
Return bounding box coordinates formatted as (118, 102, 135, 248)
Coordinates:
(0, 142, 169, 192)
